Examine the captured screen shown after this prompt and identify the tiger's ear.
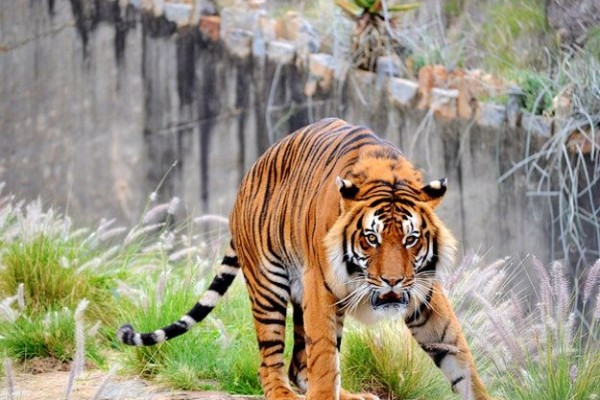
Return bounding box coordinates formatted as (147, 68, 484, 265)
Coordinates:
(420, 178, 447, 208)
(335, 176, 359, 199)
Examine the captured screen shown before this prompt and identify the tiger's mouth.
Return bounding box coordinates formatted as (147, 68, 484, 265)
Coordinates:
(370, 290, 410, 310)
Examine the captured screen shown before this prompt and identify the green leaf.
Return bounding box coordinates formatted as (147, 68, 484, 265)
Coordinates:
(354, 0, 375, 8)
(387, 3, 420, 12)
(335, 0, 365, 17)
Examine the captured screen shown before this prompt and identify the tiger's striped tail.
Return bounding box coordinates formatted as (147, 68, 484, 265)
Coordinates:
(117, 244, 239, 346)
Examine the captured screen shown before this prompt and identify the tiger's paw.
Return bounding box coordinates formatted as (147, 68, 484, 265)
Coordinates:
(268, 386, 304, 400)
(340, 389, 380, 400)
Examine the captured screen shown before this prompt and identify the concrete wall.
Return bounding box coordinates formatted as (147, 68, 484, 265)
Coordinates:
(0, 0, 556, 261)
(1, 0, 146, 221)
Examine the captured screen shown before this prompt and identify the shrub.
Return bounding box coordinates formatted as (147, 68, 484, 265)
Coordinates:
(0, 306, 103, 366)
(342, 321, 451, 399)
(507, 70, 554, 115)
(441, 254, 600, 399)
(0, 235, 118, 325)
(478, 0, 551, 73)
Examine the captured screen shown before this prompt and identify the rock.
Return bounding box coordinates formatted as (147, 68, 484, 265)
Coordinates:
(223, 29, 253, 59)
(257, 14, 277, 43)
(353, 69, 377, 90)
(521, 113, 552, 137)
(550, 85, 573, 119)
(449, 70, 478, 120)
(304, 53, 335, 96)
(388, 78, 419, 108)
(477, 103, 506, 128)
(163, 2, 192, 26)
(199, 15, 220, 41)
(430, 87, 458, 119)
(220, 3, 265, 36)
(101, 378, 151, 398)
(377, 56, 401, 77)
(140, 0, 162, 15)
(447, 69, 468, 119)
(547, 0, 600, 48)
(506, 85, 524, 128)
(267, 40, 296, 65)
(417, 65, 448, 109)
(567, 126, 600, 154)
(274, 11, 319, 54)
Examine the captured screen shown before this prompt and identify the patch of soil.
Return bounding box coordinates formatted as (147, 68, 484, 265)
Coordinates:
(19, 357, 71, 374)
(0, 367, 262, 400)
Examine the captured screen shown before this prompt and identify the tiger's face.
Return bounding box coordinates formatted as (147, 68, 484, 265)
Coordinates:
(325, 175, 455, 324)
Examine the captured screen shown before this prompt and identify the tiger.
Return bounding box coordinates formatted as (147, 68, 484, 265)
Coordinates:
(117, 118, 490, 400)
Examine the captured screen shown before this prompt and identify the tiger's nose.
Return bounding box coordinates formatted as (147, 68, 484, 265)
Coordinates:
(381, 276, 404, 287)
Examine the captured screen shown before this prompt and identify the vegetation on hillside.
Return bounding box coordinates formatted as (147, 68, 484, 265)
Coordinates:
(334, 0, 419, 71)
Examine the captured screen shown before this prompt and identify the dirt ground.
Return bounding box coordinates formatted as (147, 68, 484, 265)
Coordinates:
(0, 362, 261, 400)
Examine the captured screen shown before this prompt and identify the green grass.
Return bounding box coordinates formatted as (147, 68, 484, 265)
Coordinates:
(508, 70, 554, 114)
(118, 269, 265, 394)
(492, 335, 600, 399)
(486, 298, 600, 399)
(0, 307, 103, 366)
(587, 26, 600, 62)
(443, 0, 464, 18)
(0, 235, 120, 325)
(479, 0, 551, 73)
(342, 321, 453, 399)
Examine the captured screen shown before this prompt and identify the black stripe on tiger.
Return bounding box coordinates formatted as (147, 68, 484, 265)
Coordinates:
(451, 376, 465, 391)
(420, 343, 459, 368)
(222, 255, 238, 266)
(117, 251, 240, 346)
(405, 286, 434, 328)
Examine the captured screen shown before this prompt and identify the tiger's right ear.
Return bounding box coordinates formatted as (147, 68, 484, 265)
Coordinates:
(420, 178, 447, 208)
(335, 176, 359, 199)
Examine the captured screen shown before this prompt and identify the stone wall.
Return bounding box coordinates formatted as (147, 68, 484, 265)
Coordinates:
(0, 0, 583, 263)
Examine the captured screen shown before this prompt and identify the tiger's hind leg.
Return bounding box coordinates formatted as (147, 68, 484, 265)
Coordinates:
(288, 301, 307, 394)
(406, 282, 489, 400)
(245, 262, 300, 400)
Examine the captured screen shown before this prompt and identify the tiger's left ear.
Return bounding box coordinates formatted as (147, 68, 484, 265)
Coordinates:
(420, 178, 447, 208)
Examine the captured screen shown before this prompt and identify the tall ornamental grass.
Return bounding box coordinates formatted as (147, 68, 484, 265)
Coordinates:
(2, 184, 600, 399)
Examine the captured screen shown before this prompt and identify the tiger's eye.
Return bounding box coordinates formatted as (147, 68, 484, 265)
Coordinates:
(365, 233, 379, 246)
(404, 235, 418, 248)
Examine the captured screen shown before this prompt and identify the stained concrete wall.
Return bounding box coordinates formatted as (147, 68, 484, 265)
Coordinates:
(0, 0, 554, 261)
(0, 0, 146, 221)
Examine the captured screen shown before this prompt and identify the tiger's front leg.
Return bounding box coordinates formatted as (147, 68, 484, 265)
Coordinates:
(406, 281, 489, 400)
(302, 269, 379, 400)
(302, 268, 341, 400)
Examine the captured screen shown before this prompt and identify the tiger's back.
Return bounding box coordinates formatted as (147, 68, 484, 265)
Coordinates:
(231, 118, 418, 277)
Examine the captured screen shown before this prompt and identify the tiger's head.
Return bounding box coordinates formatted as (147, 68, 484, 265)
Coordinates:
(325, 152, 456, 324)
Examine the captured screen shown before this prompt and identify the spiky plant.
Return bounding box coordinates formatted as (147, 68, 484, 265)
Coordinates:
(335, 0, 419, 71)
(440, 253, 600, 398)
